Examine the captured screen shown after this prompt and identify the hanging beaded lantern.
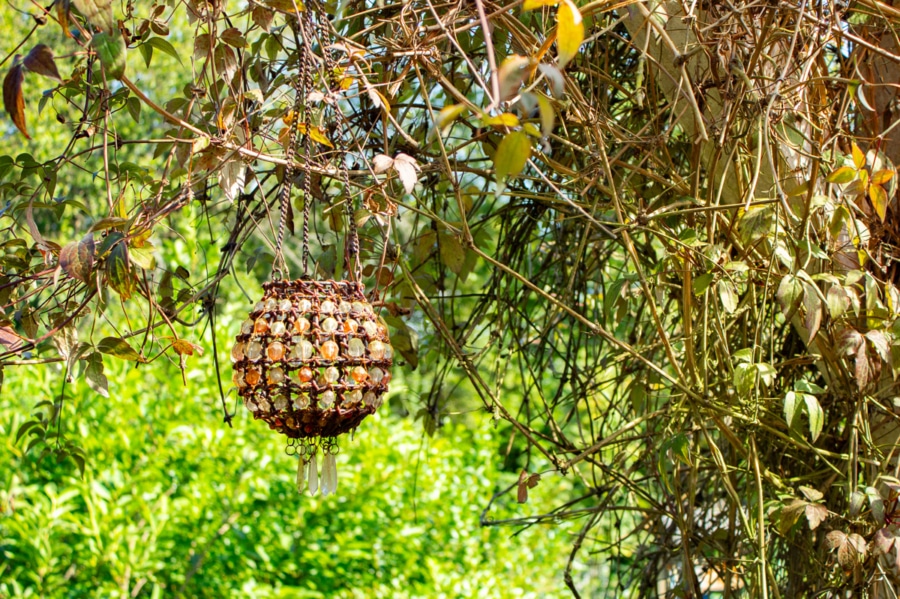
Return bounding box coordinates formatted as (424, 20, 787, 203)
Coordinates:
(232, 279, 392, 495)
(230, 6, 393, 496)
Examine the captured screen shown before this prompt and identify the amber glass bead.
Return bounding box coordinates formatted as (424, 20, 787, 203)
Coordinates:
(267, 341, 285, 361)
(320, 340, 339, 360)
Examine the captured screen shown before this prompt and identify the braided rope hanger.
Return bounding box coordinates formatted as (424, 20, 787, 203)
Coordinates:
(271, 6, 361, 282)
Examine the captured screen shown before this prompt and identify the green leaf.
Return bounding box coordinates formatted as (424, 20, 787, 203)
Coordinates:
(106, 235, 135, 300)
(556, 0, 584, 68)
(97, 337, 142, 361)
(493, 131, 531, 196)
(784, 391, 799, 427)
(439, 233, 466, 274)
(146, 37, 182, 65)
(803, 393, 824, 441)
(776, 274, 804, 317)
(692, 273, 714, 295)
(129, 244, 156, 271)
(718, 280, 738, 313)
(126, 96, 141, 123)
(92, 32, 127, 80)
(84, 352, 109, 398)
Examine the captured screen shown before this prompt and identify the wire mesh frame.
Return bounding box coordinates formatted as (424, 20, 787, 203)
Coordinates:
(231, 279, 393, 439)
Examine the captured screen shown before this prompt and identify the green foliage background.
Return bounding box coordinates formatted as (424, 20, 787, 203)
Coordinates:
(0, 329, 576, 598)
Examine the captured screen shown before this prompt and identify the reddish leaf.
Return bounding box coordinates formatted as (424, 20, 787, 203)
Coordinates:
(23, 44, 62, 81)
(3, 62, 29, 139)
(805, 503, 828, 530)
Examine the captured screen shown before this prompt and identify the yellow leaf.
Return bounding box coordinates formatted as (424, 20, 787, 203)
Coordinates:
(872, 169, 895, 185)
(523, 0, 560, 10)
(483, 112, 520, 128)
(870, 184, 888, 222)
(556, 0, 584, 68)
(436, 104, 467, 133)
(826, 166, 856, 184)
(851, 142, 865, 169)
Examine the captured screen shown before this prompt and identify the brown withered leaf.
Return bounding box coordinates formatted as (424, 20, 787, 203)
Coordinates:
(252, 6, 274, 31)
(3, 62, 29, 139)
(23, 44, 62, 81)
(517, 470, 529, 504)
(172, 339, 204, 356)
(59, 234, 95, 283)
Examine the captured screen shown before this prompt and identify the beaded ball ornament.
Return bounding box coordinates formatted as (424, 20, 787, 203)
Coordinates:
(232, 279, 392, 495)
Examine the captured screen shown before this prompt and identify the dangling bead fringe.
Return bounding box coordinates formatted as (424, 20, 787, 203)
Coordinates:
(321, 452, 338, 496)
(308, 453, 319, 495)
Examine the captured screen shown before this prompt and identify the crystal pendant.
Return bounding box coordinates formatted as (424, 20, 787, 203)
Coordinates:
(384, 343, 393, 360)
(321, 452, 337, 496)
(363, 391, 377, 407)
(244, 397, 258, 412)
(265, 298, 277, 312)
(297, 367, 314, 383)
(351, 301, 365, 314)
(297, 458, 308, 494)
(254, 301, 265, 312)
(308, 453, 319, 495)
